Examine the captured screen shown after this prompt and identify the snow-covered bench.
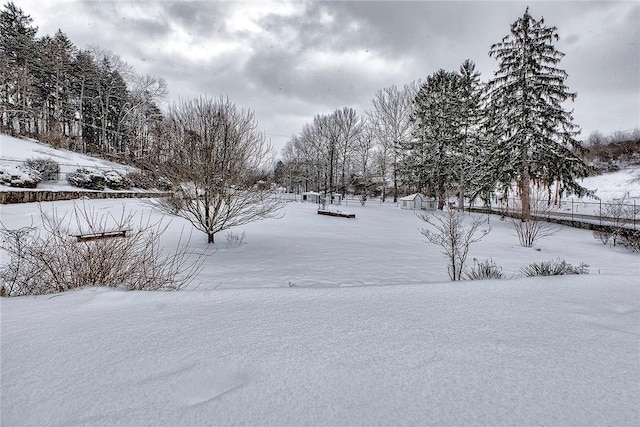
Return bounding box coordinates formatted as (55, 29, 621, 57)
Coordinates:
(71, 229, 131, 242)
(317, 209, 355, 219)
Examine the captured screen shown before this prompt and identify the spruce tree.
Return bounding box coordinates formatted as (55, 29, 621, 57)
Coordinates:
(456, 59, 483, 209)
(409, 69, 461, 209)
(486, 8, 590, 219)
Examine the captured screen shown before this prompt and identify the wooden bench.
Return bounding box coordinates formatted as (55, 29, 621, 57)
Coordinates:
(71, 229, 132, 242)
(317, 210, 356, 219)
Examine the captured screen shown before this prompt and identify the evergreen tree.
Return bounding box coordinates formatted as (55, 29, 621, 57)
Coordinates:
(0, 1, 38, 135)
(455, 59, 483, 209)
(408, 69, 462, 209)
(33, 30, 76, 142)
(71, 50, 100, 152)
(486, 8, 590, 218)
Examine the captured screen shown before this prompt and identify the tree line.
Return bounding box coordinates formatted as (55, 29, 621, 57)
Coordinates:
(0, 2, 280, 244)
(0, 2, 167, 163)
(1, 3, 597, 241)
(278, 8, 593, 219)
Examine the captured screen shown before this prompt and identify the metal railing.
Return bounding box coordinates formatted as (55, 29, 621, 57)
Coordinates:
(469, 198, 639, 230)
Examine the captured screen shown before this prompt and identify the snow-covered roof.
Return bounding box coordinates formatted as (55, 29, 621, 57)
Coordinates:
(399, 193, 423, 201)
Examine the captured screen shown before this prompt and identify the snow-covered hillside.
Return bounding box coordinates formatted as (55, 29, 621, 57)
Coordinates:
(0, 133, 135, 191)
(1, 135, 639, 426)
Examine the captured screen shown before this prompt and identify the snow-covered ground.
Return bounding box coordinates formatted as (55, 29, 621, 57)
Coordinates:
(1, 198, 639, 426)
(581, 166, 640, 201)
(1, 134, 639, 425)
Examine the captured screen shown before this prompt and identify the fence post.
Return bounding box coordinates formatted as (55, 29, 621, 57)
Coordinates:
(571, 198, 574, 222)
(599, 200, 602, 225)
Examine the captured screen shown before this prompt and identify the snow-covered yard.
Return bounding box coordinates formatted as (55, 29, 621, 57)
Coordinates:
(1, 198, 639, 426)
(2, 133, 640, 426)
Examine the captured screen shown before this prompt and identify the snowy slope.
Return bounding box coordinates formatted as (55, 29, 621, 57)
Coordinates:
(0, 133, 136, 191)
(580, 166, 640, 201)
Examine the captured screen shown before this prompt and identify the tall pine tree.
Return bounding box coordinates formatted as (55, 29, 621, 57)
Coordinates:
(409, 69, 461, 209)
(0, 1, 38, 135)
(485, 8, 590, 219)
(455, 59, 483, 209)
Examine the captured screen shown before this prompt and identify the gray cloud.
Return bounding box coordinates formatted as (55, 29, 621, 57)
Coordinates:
(18, 0, 640, 151)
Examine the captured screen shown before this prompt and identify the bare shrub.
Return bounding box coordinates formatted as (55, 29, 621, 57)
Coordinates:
(597, 194, 635, 247)
(521, 258, 589, 277)
(225, 230, 246, 248)
(419, 210, 490, 281)
(0, 203, 205, 296)
(464, 258, 505, 280)
(502, 190, 561, 247)
(593, 229, 612, 245)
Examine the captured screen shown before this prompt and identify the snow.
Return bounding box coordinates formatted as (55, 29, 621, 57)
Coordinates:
(2, 276, 638, 426)
(0, 134, 136, 192)
(1, 135, 639, 425)
(580, 167, 640, 201)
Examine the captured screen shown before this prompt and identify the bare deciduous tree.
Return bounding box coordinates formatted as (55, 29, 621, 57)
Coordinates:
(419, 210, 490, 281)
(150, 96, 284, 244)
(353, 119, 376, 205)
(368, 82, 418, 202)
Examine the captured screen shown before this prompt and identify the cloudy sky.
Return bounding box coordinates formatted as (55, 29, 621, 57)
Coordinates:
(21, 0, 640, 154)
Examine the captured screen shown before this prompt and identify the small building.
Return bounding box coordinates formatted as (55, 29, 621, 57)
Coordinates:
(301, 191, 321, 203)
(399, 193, 436, 211)
(301, 192, 342, 205)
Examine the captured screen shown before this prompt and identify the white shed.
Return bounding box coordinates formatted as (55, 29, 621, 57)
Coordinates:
(301, 192, 342, 205)
(301, 191, 321, 203)
(399, 193, 436, 211)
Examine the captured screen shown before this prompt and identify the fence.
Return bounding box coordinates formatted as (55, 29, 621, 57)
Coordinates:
(468, 197, 639, 231)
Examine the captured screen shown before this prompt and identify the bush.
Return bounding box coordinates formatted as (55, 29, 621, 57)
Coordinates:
(464, 258, 505, 280)
(67, 168, 106, 190)
(0, 203, 205, 296)
(0, 164, 42, 188)
(521, 258, 589, 277)
(126, 171, 155, 189)
(593, 229, 612, 245)
(419, 210, 491, 281)
(225, 230, 246, 248)
(156, 176, 174, 191)
(24, 157, 60, 181)
(619, 229, 640, 252)
(126, 171, 173, 191)
(104, 170, 132, 190)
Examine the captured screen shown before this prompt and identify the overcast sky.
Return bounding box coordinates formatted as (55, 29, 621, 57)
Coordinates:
(21, 0, 640, 154)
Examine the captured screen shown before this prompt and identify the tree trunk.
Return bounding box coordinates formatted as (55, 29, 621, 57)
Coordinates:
(208, 233, 215, 244)
(520, 168, 531, 220)
(437, 188, 446, 210)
